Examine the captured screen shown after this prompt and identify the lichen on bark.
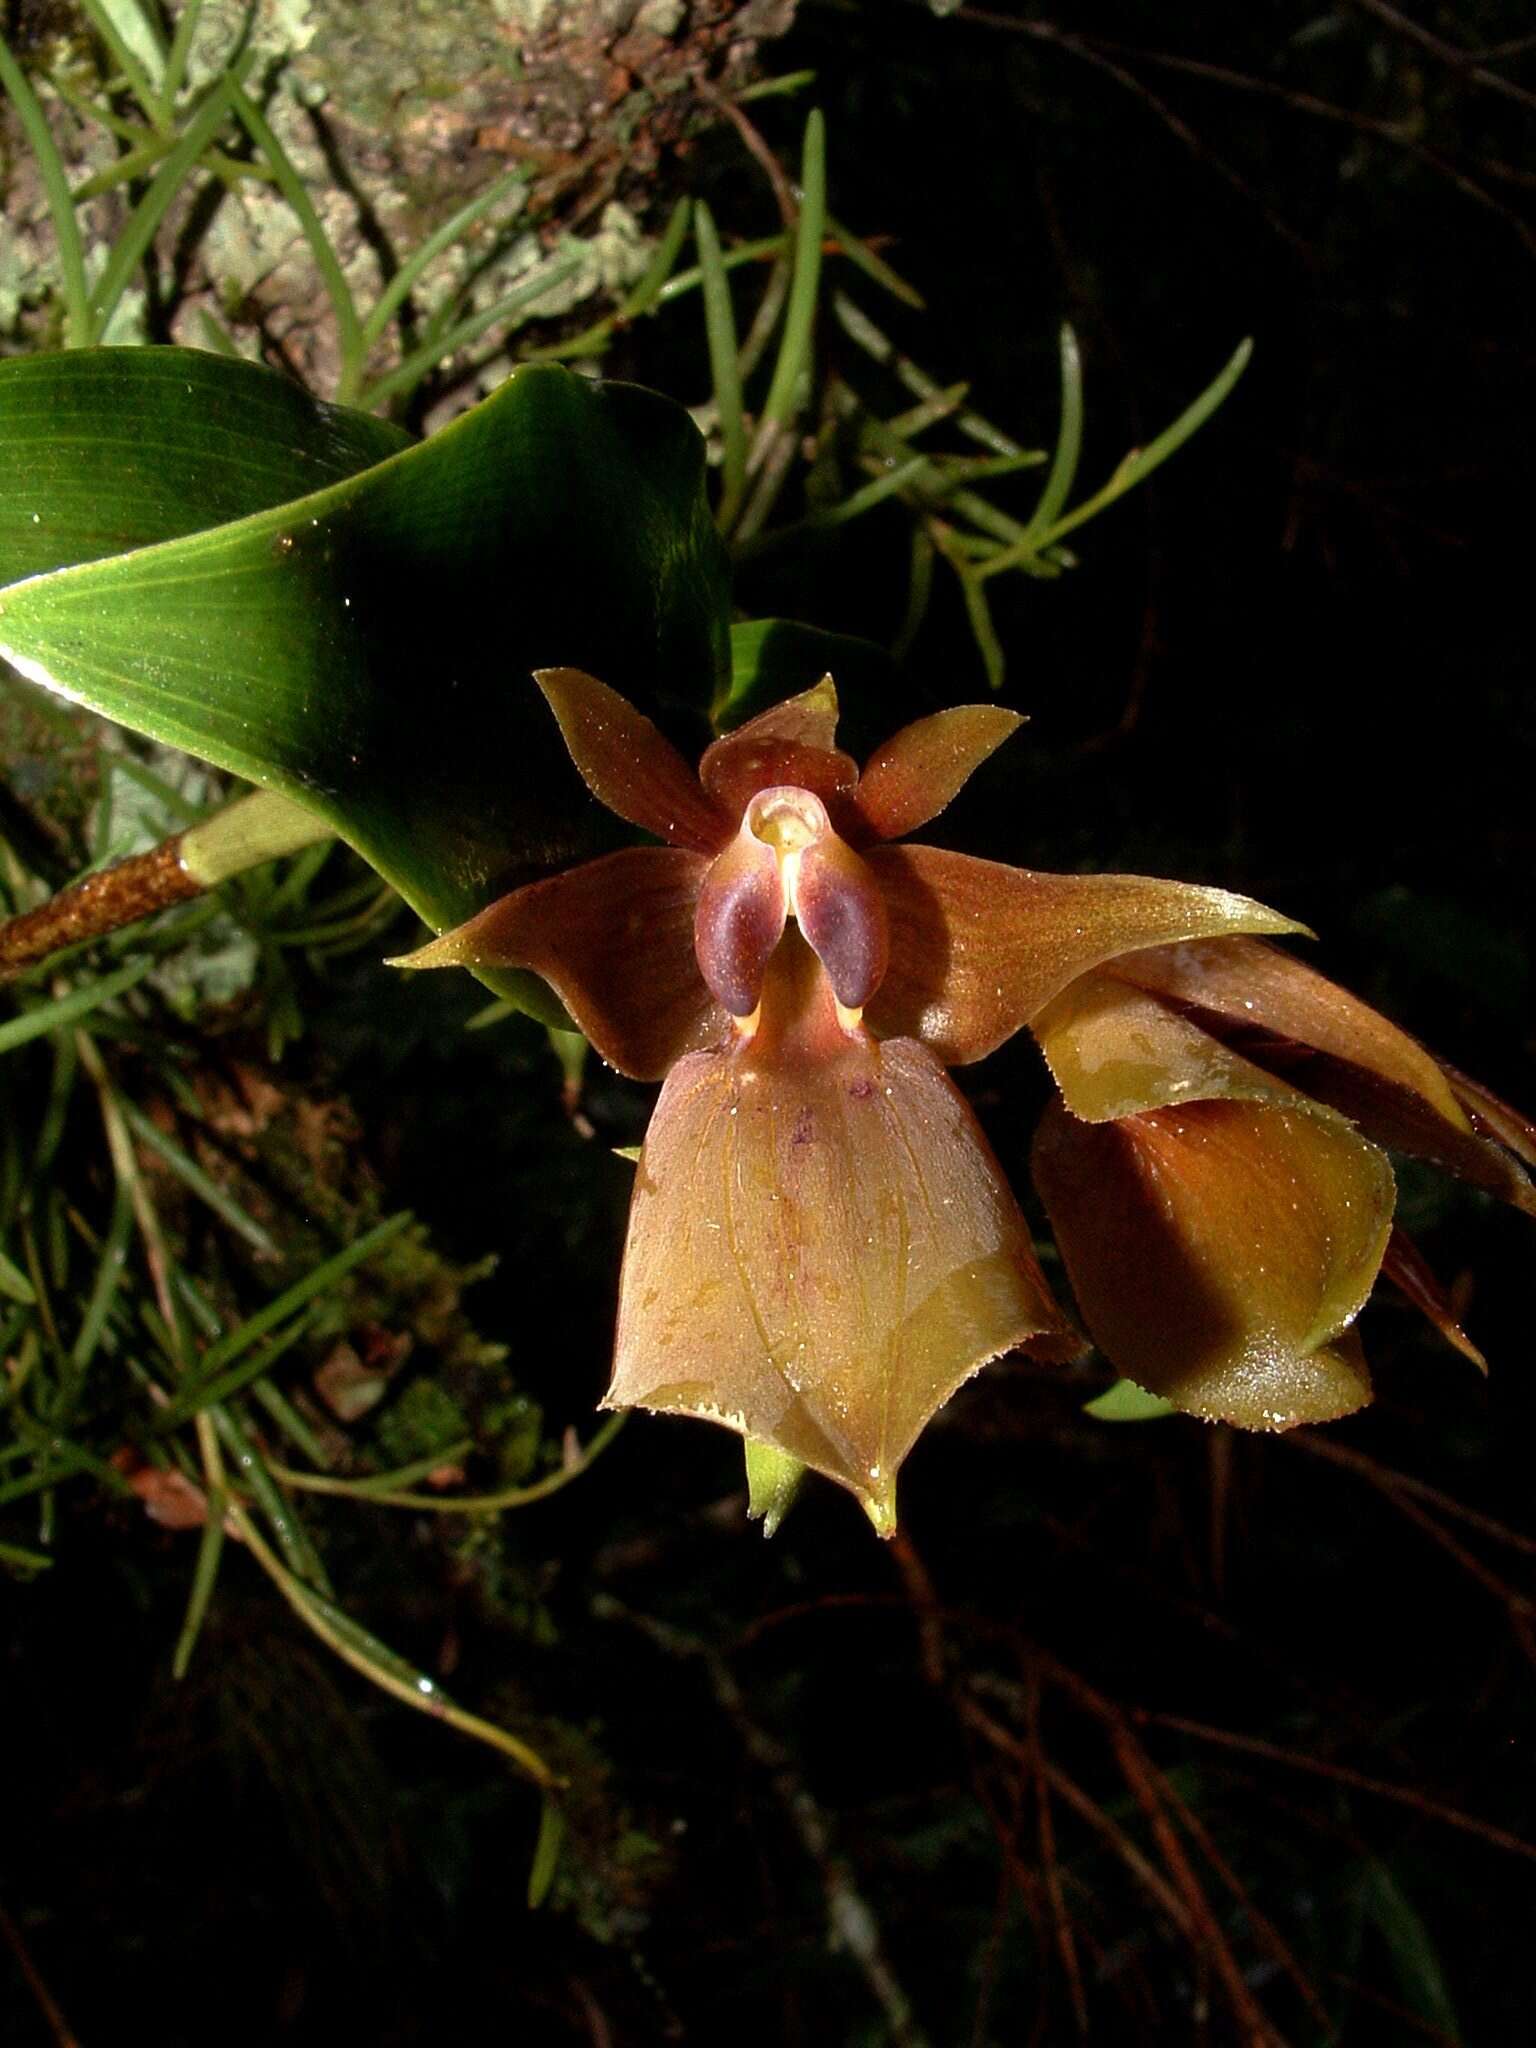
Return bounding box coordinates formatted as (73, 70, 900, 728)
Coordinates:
(1, 0, 797, 400)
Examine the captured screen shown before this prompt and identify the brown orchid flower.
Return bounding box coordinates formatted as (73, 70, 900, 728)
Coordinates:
(395, 669, 1534, 1533)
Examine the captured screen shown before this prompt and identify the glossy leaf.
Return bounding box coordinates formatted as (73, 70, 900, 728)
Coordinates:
(0, 358, 731, 972)
(1033, 1095, 1393, 1429)
(720, 617, 910, 742)
(0, 346, 408, 588)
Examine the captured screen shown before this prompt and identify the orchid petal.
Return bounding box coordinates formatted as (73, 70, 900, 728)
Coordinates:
(699, 677, 859, 820)
(693, 825, 787, 1017)
(607, 1024, 1079, 1529)
(854, 706, 1026, 841)
(1032, 1095, 1394, 1428)
(794, 831, 890, 1011)
(1107, 937, 1467, 1123)
(533, 667, 729, 853)
(391, 847, 720, 1080)
(1381, 1227, 1487, 1372)
(1033, 973, 1313, 1122)
(864, 845, 1307, 1066)
(1108, 940, 1535, 1215)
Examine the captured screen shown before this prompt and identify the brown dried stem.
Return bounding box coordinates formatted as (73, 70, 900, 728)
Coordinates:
(0, 836, 200, 976)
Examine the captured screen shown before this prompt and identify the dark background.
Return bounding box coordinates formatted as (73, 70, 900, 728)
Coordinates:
(5, 3, 1534, 2042)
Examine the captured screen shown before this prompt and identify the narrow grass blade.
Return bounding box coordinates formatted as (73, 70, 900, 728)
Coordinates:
(51, 73, 148, 149)
(0, 959, 153, 1056)
(248, 1379, 332, 1467)
(758, 109, 827, 434)
(733, 69, 817, 105)
(171, 1479, 226, 1678)
(0, 1445, 97, 1506)
(272, 1413, 626, 1514)
(72, 132, 175, 202)
(194, 1211, 413, 1380)
(210, 1399, 329, 1590)
(527, 1795, 565, 1907)
(466, 997, 518, 1032)
(892, 524, 936, 662)
(0, 1244, 36, 1304)
(234, 1505, 557, 1785)
(887, 382, 968, 440)
(231, 81, 363, 382)
(360, 253, 585, 411)
(158, 1310, 315, 1425)
(735, 251, 792, 386)
(617, 195, 692, 321)
(1356, 1859, 1462, 2043)
(0, 41, 92, 345)
(658, 232, 784, 307)
(1041, 338, 1253, 548)
(116, 1097, 278, 1256)
(827, 215, 924, 309)
(360, 168, 528, 352)
(1020, 323, 1083, 543)
(89, 73, 243, 337)
(695, 201, 747, 527)
(958, 567, 1006, 693)
(737, 453, 929, 560)
(161, 0, 207, 119)
(31, 1034, 77, 1183)
(832, 292, 1028, 459)
(272, 1441, 473, 1500)
(78, 0, 164, 126)
(195, 308, 243, 356)
(524, 202, 693, 365)
(69, 1179, 134, 1374)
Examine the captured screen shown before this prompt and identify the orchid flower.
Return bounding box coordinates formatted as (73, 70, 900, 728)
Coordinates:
(395, 670, 1534, 1533)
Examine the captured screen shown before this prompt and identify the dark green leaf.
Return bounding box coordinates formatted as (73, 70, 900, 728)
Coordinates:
(0, 359, 731, 975)
(0, 346, 409, 588)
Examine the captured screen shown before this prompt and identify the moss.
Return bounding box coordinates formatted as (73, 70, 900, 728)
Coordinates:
(374, 1374, 469, 1465)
